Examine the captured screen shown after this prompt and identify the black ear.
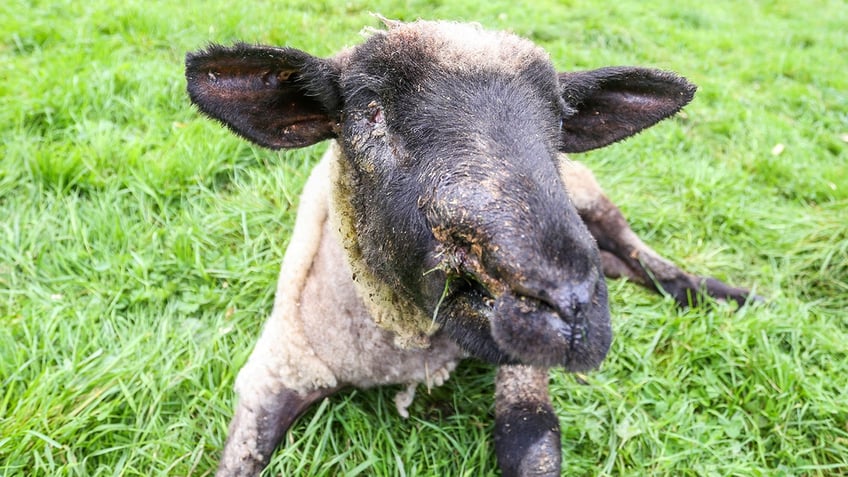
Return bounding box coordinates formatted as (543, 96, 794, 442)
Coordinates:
(185, 43, 341, 149)
(558, 67, 696, 153)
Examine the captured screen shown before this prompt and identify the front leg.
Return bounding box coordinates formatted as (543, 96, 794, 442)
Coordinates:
(560, 158, 758, 307)
(494, 365, 561, 477)
(216, 385, 338, 477)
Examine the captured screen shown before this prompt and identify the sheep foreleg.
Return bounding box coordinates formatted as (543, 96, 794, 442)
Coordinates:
(216, 386, 338, 477)
(494, 365, 561, 477)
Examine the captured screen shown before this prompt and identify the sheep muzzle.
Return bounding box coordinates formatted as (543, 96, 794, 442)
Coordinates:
(426, 178, 612, 371)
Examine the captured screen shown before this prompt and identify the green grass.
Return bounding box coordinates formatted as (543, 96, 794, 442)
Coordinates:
(1, 0, 846, 475)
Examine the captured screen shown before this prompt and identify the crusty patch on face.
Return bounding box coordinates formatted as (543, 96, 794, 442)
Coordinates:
(373, 19, 551, 75)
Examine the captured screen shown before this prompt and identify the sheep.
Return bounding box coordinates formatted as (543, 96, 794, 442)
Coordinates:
(185, 19, 756, 477)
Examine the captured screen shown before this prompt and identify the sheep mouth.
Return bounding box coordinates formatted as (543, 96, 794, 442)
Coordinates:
(489, 281, 610, 371)
(448, 273, 496, 307)
(435, 271, 611, 371)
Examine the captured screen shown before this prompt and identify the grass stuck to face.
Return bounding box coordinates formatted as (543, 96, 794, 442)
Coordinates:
(1, 0, 847, 475)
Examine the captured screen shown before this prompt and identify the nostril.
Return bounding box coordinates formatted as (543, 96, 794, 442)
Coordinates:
(557, 293, 586, 322)
(511, 283, 593, 322)
(512, 284, 557, 312)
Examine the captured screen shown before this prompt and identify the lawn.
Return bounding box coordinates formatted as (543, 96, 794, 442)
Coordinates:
(1, 0, 846, 475)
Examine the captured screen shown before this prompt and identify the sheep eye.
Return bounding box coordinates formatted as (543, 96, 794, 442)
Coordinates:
(371, 106, 384, 124)
(366, 100, 384, 124)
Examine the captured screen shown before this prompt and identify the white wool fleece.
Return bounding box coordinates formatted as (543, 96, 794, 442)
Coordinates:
(233, 144, 463, 415)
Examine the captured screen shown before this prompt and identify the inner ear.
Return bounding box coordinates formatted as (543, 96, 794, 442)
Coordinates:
(186, 43, 342, 149)
(558, 67, 696, 153)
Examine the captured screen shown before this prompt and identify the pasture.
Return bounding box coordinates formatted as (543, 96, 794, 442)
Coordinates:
(1, 0, 846, 475)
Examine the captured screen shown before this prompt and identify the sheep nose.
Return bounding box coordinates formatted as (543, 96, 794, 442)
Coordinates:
(513, 281, 595, 323)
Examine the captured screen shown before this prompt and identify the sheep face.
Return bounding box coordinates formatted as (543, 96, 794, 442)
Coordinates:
(186, 20, 696, 371)
(335, 22, 610, 370)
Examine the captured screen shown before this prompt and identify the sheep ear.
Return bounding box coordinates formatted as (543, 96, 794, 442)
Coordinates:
(186, 44, 341, 149)
(558, 67, 696, 153)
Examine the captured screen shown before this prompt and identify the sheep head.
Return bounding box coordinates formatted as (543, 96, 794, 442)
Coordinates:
(185, 20, 695, 371)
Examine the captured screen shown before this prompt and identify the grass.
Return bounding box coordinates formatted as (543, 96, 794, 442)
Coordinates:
(1, 0, 846, 475)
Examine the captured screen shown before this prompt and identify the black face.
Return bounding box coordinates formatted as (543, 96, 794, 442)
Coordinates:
(337, 30, 612, 371)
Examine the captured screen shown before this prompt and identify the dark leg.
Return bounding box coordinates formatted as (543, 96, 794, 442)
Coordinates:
(494, 365, 561, 477)
(216, 386, 338, 477)
(559, 159, 758, 307)
(583, 196, 757, 307)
